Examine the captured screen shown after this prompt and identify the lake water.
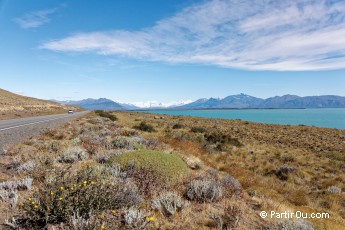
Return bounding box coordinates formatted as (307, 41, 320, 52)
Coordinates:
(143, 108, 345, 130)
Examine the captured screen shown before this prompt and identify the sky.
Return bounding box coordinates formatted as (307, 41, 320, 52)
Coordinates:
(1, 0, 345, 107)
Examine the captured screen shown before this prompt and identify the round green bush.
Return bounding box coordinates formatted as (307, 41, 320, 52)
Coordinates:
(110, 150, 189, 181)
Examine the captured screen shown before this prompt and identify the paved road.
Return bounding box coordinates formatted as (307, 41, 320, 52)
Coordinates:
(0, 111, 89, 154)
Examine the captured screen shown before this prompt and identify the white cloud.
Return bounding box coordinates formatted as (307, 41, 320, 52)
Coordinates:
(41, 0, 345, 71)
(14, 8, 57, 29)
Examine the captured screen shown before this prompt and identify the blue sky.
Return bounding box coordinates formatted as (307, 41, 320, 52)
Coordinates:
(1, 0, 345, 106)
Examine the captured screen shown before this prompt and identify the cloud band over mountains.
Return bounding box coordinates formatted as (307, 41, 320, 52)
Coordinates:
(41, 0, 345, 71)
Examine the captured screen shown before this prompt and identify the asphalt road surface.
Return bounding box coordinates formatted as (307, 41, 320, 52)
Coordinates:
(0, 111, 89, 154)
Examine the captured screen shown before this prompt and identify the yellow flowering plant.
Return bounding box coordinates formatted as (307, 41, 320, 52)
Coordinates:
(21, 170, 141, 228)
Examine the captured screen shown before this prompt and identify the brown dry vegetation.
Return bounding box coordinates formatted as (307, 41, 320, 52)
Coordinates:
(0, 111, 344, 229)
(0, 89, 82, 120)
(113, 111, 345, 229)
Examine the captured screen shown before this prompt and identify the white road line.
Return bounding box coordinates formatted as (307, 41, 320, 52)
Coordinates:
(0, 116, 71, 132)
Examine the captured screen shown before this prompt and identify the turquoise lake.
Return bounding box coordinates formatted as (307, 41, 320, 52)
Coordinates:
(143, 108, 345, 130)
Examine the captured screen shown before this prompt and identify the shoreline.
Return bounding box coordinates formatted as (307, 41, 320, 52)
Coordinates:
(130, 107, 345, 111)
(129, 108, 345, 130)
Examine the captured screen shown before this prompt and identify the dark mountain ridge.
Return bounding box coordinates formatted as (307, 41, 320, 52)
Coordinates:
(176, 94, 345, 109)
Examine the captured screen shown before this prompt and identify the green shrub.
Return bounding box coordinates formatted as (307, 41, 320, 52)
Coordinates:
(172, 123, 184, 129)
(204, 132, 243, 147)
(95, 110, 117, 121)
(275, 165, 295, 181)
(168, 130, 203, 142)
(110, 150, 189, 183)
(133, 121, 155, 132)
(190, 126, 206, 133)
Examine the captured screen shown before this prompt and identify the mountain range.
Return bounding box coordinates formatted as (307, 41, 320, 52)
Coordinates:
(52, 98, 130, 110)
(54, 94, 345, 110)
(179, 94, 345, 109)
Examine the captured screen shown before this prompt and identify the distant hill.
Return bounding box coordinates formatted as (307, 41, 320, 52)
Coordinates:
(261, 95, 345, 108)
(258, 95, 300, 108)
(220, 94, 264, 108)
(175, 94, 345, 109)
(177, 98, 219, 109)
(176, 94, 264, 109)
(259, 95, 345, 108)
(56, 98, 127, 111)
(0, 89, 81, 120)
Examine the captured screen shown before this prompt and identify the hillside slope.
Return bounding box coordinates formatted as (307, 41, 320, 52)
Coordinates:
(0, 89, 81, 120)
(56, 98, 127, 110)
